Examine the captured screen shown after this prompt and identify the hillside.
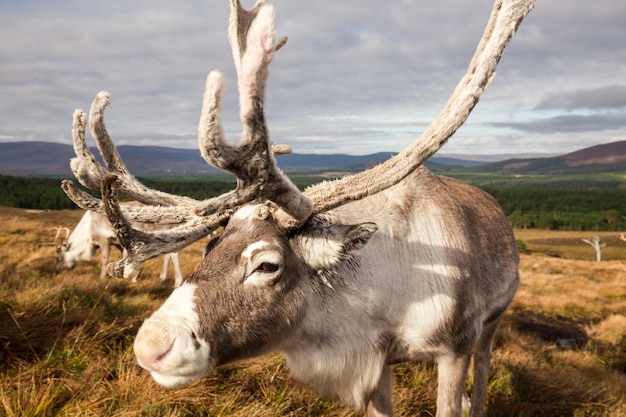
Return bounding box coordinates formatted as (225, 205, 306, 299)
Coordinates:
(0, 141, 480, 177)
(0, 140, 624, 177)
(472, 140, 626, 175)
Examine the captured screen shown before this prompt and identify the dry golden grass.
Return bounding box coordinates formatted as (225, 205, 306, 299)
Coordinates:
(503, 254, 626, 416)
(1, 206, 625, 416)
(515, 229, 626, 261)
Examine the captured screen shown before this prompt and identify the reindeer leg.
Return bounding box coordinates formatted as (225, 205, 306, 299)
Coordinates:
(436, 352, 472, 417)
(99, 241, 110, 279)
(171, 252, 183, 287)
(469, 316, 502, 417)
(366, 364, 393, 417)
(160, 254, 170, 281)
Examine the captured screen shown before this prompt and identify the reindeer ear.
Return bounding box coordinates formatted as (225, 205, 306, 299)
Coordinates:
(342, 223, 378, 254)
(295, 221, 378, 271)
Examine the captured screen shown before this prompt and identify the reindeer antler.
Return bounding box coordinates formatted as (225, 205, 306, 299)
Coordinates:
(62, 0, 305, 278)
(50, 226, 70, 246)
(194, 1, 311, 221)
(62, 0, 535, 278)
(63, 96, 201, 225)
(100, 175, 231, 279)
(288, 0, 535, 223)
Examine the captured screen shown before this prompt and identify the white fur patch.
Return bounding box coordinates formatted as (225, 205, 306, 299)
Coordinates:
(286, 345, 386, 409)
(158, 282, 198, 319)
(231, 204, 260, 221)
(298, 236, 344, 270)
(398, 293, 455, 352)
(241, 240, 269, 260)
(396, 221, 459, 352)
(134, 283, 212, 388)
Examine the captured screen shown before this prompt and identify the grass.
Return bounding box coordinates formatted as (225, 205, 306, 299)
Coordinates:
(1, 205, 625, 416)
(515, 229, 626, 261)
(445, 171, 626, 189)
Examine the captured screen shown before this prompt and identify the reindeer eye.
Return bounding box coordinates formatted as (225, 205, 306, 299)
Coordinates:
(255, 262, 279, 273)
(243, 249, 284, 286)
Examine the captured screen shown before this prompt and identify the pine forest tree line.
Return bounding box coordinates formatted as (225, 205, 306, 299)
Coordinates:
(1, 175, 624, 231)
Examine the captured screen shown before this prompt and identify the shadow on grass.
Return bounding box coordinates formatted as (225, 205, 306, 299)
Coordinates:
(512, 307, 589, 349)
(487, 363, 614, 417)
(0, 280, 159, 369)
(484, 311, 621, 417)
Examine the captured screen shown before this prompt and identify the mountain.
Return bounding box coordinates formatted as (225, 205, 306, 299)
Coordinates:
(439, 152, 558, 162)
(561, 141, 626, 167)
(0, 141, 480, 177)
(0, 140, 623, 177)
(471, 140, 626, 175)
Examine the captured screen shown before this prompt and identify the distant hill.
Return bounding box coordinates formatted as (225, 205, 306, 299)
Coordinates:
(468, 140, 626, 175)
(1, 140, 623, 177)
(0, 141, 481, 177)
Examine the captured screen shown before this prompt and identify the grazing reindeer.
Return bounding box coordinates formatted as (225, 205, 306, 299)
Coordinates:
(56, 207, 183, 286)
(60, 0, 534, 415)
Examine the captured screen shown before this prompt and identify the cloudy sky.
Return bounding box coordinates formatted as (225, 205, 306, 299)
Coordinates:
(1, 0, 625, 157)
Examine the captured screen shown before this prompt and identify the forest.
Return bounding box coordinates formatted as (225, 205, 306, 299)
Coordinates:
(1, 174, 624, 231)
(484, 187, 626, 231)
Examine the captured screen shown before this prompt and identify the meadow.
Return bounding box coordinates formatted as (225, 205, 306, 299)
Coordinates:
(1, 205, 625, 416)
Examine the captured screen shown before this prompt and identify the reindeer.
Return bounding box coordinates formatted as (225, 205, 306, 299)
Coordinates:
(56, 207, 183, 286)
(60, 0, 534, 415)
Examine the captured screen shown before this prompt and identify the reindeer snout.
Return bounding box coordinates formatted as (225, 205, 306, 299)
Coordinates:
(134, 325, 175, 372)
(131, 283, 211, 387)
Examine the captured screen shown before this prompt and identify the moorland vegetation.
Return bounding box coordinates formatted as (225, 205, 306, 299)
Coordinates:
(0, 204, 625, 416)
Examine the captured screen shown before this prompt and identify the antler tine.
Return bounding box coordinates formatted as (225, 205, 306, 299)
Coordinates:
(51, 226, 61, 242)
(61, 179, 198, 224)
(87, 92, 199, 207)
(50, 226, 70, 246)
(271, 142, 292, 155)
(64, 93, 212, 225)
(101, 175, 230, 279)
(51, 226, 63, 245)
(65, 97, 204, 224)
(288, 0, 535, 223)
(69, 109, 110, 191)
(195, 0, 312, 222)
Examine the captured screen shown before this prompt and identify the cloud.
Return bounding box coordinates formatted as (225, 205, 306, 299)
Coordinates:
(492, 113, 626, 134)
(1, 0, 625, 156)
(536, 85, 626, 111)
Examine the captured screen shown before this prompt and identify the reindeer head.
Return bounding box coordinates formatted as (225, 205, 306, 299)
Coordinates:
(132, 203, 377, 386)
(52, 226, 72, 271)
(61, 0, 534, 392)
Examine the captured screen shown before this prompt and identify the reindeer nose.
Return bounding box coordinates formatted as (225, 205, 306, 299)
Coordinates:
(134, 326, 175, 372)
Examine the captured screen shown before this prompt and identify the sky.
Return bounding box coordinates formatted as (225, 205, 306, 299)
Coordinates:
(1, 0, 625, 158)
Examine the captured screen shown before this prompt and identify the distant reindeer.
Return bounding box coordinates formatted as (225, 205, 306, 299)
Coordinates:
(56, 207, 183, 286)
(60, 0, 534, 416)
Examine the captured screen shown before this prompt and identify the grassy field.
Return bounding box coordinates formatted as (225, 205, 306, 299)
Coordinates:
(515, 229, 626, 261)
(444, 171, 626, 189)
(1, 206, 625, 416)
